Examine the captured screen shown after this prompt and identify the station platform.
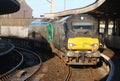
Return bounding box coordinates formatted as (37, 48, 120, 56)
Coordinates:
(103, 48, 120, 81)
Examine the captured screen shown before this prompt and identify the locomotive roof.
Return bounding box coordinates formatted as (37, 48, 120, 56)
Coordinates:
(56, 14, 92, 23)
(29, 19, 51, 26)
(58, 16, 70, 22)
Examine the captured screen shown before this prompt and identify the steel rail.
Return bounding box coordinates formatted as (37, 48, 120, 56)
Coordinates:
(64, 65, 72, 81)
(15, 47, 42, 81)
(0, 49, 24, 81)
(101, 53, 115, 81)
(0, 41, 14, 56)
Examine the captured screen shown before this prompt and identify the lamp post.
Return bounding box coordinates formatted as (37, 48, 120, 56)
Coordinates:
(64, 0, 66, 10)
(46, 0, 55, 13)
(46, 0, 66, 12)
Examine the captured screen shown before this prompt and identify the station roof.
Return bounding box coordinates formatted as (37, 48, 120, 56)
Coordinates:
(0, 0, 20, 15)
(45, 0, 120, 19)
(88, 0, 120, 19)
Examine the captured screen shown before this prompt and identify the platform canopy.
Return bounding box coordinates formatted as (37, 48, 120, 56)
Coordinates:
(45, 0, 120, 19)
(89, 0, 120, 19)
(0, 0, 20, 15)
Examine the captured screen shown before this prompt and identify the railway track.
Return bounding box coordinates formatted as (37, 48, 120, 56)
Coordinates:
(0, 41, 42, 81)
(0, 41, 14, 56)
(7, 47, 42, 81)
(64, 65, 72, 81)
(0, 37, 68, 81)
(29, 51, 68, 81)
(69, 66, 103, 81)
(0, 49, 23, 81)
(64, 56, 112, 81)
(0, 37, 114, 81)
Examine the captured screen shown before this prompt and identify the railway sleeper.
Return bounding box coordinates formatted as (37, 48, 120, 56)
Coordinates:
(15, 70, 27, 78)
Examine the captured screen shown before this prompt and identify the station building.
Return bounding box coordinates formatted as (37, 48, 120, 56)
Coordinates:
(0, 0, 32, 18)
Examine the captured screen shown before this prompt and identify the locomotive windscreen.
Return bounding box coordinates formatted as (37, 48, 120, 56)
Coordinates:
(72, 22, 93, 30)
(71, 22, 94, 37)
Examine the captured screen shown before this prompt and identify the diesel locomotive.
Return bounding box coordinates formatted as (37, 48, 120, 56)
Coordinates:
(28, 14, 101, 65)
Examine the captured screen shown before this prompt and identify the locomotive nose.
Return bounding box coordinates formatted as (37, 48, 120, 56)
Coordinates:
(67, 37, 99, 50)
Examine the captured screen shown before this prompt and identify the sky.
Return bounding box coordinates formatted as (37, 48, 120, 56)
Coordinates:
(25, 0, 96, 18)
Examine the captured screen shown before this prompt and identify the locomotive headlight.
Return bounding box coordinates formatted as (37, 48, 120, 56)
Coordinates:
(69, 43, 76, 47)
(81, 16, 84, 20)
(69, 43, 73, 47)
(91, 44, 98, 47)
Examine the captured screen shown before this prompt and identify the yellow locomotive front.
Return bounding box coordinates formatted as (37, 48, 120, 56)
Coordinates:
(65, 14, 101, 65)
(67, 37, 100, 65)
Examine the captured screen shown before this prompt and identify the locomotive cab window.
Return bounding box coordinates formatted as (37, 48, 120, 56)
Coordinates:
(72, 22, 93, 30)
(72, 22, 93, 37)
